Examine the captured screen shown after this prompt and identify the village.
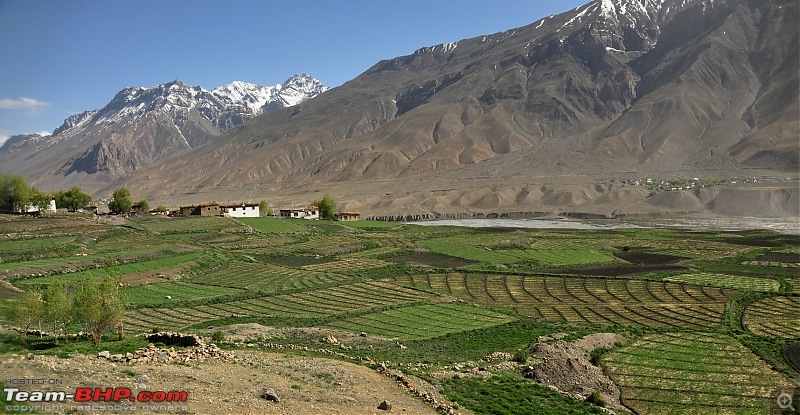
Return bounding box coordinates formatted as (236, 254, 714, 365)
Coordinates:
(10, 197, 361, 222)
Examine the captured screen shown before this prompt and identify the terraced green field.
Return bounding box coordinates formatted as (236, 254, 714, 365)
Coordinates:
(123, 281, 429, 332)
(392, 273, 736, 329)
(1, 215, 797, 415)
(418, 232, 624, 266)
(664, 272, 780, 292)
(742, 296, 800, 339)
(603, 332, 795, 415)
(191, 261, 353, 293)
(239, 217, 309, 233)
(326, 303, 515, 340)
(17, 251, 203, 286)
(124, 281, 244, 306)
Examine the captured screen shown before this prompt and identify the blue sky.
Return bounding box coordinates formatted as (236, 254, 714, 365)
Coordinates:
(0, 0, 587, 143)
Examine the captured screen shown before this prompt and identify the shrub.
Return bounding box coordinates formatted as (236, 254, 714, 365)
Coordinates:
(512, 348, 529, 363)
(585, 390, 605, 407)
(211, 331, 225, 342)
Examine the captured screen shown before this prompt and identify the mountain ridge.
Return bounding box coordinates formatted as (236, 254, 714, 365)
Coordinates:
(3, 0, 797, 218)
(0, 74, 328, 177)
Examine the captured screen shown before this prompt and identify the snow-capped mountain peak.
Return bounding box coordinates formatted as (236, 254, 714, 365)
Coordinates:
(1, 74, 328, 175)
(212, 74, 328, 115)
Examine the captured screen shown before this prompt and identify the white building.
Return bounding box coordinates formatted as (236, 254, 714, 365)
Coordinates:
(17, 198, 57, 214)
(221, 203, 260, 218)
(279, 208, 319, 219)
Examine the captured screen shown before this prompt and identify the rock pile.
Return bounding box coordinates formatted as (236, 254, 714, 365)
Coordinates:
(146, 332, 203, 347)
(481, 351, 512, 362)
(377, 364, 458, 415)
(97, 342, 233, 364)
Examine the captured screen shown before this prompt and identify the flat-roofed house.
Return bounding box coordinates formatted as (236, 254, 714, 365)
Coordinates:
(335, 211, 361, 221)
(279, 208, 319, 219)
(221, 203, 260, 218)
(180, 201, 221, 216)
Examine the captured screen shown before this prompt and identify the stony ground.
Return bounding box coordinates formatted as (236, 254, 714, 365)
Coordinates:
(1, 350, 442, 415)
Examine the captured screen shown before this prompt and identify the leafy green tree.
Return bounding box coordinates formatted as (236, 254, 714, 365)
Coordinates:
(11, 289, 45, 342)
(54, 186, 92, 212)
(30, 189, 53, 214)
(10, 175, 32, 211)
(156, 204, 168, 213)
(44, 281, 71, 344)
(0, 174, 33, 212)
(259, 200, 272, 217)
(109, 187, 132, 214)
(0, 174, 9, 210)
(136, 199, 149, 213)
(316, 194, 336, 220)
(73, 276, 125, 347)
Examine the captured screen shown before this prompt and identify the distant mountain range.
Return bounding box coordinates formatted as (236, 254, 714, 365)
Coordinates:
(0, 74, 326, 186)
(2, 0, 797, 217)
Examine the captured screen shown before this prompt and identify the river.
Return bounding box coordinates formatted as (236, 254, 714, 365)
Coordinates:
(404, 217, 800, 234)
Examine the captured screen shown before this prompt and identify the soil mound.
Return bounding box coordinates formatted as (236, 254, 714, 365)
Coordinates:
(525, 333, 626, 410)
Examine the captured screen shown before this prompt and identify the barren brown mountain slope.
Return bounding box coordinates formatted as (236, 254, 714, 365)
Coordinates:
(8, 0, 799, 217)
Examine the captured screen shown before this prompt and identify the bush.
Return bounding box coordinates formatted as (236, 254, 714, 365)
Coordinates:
(512, 348, 529, 363)
(585, 390, 605, 407)
(211, 331, 225, 343)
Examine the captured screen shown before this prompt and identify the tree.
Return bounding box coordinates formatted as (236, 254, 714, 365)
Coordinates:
(136, 199, 149, 213)
(30, 189, 53, 214)
(104, 258, 126, 341)
(11, 289, 45, 342)
(109, 187, 132, 214)
(259, 200, 272, 217)
(72, 276, 125, 347)
(316, 194, 336, 220)
(43, 281, 71, 344)
(0, 174, 33, 212)
(156, 204, 168, 214)
(9, 175, 32, 212)
(54, 186, 92, 212)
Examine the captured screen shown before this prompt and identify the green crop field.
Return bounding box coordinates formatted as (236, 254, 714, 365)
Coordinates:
(239, 217, 309, 233)
(1, 214, 797, 415)
(339, 220, 402, 229)
(137, 216, 243, 233)
(16, 251, 203, 287)
(391, 273, 736, 329)
(123, 281, 430, 332)
(603, 332, 795, 415)
(326, 302, 515, 340)
(742, 296, 800, 339)
(0, 236, 76, 255)
(664, 272, 780, 292)
(124, 281, 243, 306)
(190, 261, 354, 293)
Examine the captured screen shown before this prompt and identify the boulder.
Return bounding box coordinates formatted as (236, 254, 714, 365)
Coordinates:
(377, 399, 392, 411)
(259, 388, 280, 402)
